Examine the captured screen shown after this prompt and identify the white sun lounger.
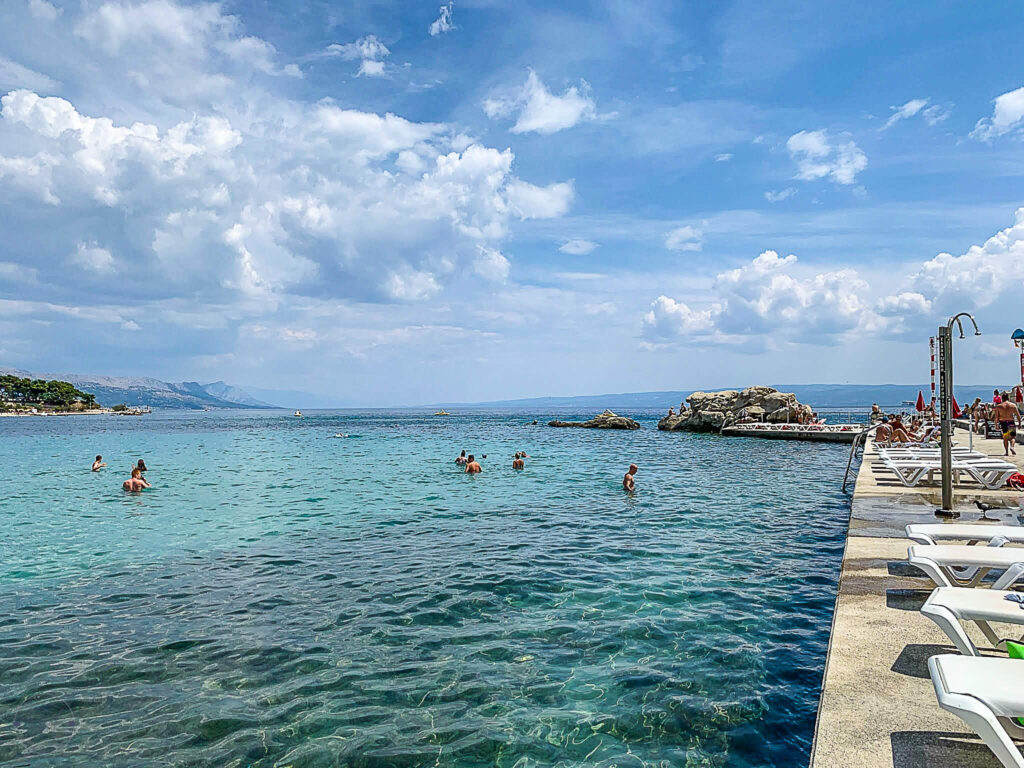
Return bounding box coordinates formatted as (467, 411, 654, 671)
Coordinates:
(928, 654, 1024, 768)
(881, 457, 1017, 489)
(922, 587, 1024, 655)
(907, 524, 1024, 547)
(907, 545, 1024, 589)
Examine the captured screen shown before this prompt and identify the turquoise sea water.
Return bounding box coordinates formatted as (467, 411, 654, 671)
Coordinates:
(0, 409, 850, 767)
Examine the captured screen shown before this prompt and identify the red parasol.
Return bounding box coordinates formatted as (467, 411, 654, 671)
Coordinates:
(915, 390, 925, 412)
(951, 395, 962, 419)
(1017, 387, 1023, 404)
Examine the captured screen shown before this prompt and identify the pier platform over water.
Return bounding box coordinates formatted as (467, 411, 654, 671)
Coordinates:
(810, 433, 1024, 768)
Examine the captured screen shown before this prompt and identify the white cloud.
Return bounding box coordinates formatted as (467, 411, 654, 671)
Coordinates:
(713, 153, 733, 162)
(786, 129, 867, 185)
(876, 292, 931, 316)
(323, 35, 389, 77)
(664, 225, 702, 252)
(583, 301, 616, 315)
(504, 179, 574, 219)
(923, 104, 951, 126)
(428, 2, 454, 36)
(881, 98, 951, 130)
(473, 246, 510, 282)
(882, 98, 927, 130)
(0, 151, 59, 204)
(642, 295, 716, 339)
(384, 269, 441, 301)
(0, 56, 59, 92)
(553, 271, 605, 280)
(0, 82, 572, 304)
(908, 207, 1024, 310)
(325, 35, 390, 61)
(643, 208, 1024, 346)
(643, 250, 877, 344)
(29, 0, 60, 21)
(357, 59, 386, 77)
(764, 187, 796, 202)
(971, 85, 1024, 141)
(559, 239, 598, 255)
(483, 70, 597, 134)
(71, 242, 115, 272)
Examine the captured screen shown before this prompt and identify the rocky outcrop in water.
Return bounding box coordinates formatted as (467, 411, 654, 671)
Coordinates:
(548, 410, 641, 430)
(658, 387, 813, 432)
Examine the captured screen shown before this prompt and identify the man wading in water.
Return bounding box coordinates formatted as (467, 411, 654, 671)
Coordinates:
(622, 464, 638, 492)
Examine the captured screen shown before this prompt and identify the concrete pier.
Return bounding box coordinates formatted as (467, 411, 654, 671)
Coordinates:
(809, 433, 1024, 768)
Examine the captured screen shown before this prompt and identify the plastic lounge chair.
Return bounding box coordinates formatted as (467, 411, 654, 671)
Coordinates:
(928, 654, 1024, 768)
(962, 462, 1020, 490)
(907, 524, 1024, 547)
(908, 545, 1024, 589)
(922, 587, 1024, 655)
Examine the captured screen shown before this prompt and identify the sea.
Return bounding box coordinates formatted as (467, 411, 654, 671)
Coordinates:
(0, 408, 855, 767)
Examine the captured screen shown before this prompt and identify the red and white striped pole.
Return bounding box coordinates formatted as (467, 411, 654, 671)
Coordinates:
(929, 336, 936, 408)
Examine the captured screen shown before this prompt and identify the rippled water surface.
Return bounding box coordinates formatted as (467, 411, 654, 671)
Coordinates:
(0, 409, 850, 767)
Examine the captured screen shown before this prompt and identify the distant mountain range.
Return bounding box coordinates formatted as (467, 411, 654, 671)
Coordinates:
(3, 369, 1016, 411)
(436, 384, 1017, 410)
(0, 368, 275, 410)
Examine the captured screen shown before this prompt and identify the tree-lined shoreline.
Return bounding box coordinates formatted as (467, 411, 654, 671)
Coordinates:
(0, 375, 99, 413)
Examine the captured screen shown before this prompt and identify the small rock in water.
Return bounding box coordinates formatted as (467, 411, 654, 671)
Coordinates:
(547, 409, 641, 430)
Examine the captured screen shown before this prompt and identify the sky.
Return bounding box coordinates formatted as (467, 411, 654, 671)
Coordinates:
(1, 0, 1024, 406)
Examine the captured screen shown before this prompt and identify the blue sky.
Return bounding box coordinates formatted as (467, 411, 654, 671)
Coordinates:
(1, 0, 1024, 405)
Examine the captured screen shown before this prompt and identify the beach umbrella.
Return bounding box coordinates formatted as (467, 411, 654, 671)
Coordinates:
(951, 395, 962, 419)
(915, 390, 925, 412)
(1017, 387, 1023, 403)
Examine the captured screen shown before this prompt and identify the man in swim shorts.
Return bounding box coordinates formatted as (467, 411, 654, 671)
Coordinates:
(512, 452, 525, 470)
(993, 395, 1020, 456)
(92, 455, 106, 472)
(465, 455, 482, 474)
(623, 463, 637, 492)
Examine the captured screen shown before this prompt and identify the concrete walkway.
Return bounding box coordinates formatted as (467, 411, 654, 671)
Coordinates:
(809, 433, 1024, 768)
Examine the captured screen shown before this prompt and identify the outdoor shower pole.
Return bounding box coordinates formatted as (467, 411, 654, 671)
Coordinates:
(937, 312, 981, 515)
(938, 325, 954, 513)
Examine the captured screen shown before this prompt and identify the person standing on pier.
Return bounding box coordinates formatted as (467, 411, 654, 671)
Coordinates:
(992, 395, 1020, 456)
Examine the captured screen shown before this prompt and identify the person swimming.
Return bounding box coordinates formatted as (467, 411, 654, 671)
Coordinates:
(123, 467, 151, 492)
(455, 450, 467, 466)
(465, 454, 482, 474)
(136, 459, 147, 473)
(92, 455, 106, 472)
(512, 452, 525, 470)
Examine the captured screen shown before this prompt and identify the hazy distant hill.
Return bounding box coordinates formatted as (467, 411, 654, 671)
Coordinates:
(0, 368, 275, 410)
(440, 383, 1014, 410)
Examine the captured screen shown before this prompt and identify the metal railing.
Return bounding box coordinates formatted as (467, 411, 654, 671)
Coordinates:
(841, 422, 882, 493)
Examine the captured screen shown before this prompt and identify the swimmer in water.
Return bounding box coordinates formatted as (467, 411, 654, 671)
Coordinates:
(512, 452, 525, 470)
(455, 450, 467, 466)
(622, 463, 638, 492)
(136, 459, 147, 473)
(92, 455, 106, 472)
(465, 454, 482, 474)
(519, 450, 530, 458)
(123, 467, 151, 492)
